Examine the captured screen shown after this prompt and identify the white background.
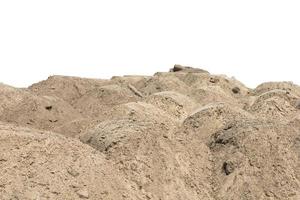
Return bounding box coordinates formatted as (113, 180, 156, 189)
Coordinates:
(0, 0, 300, 88)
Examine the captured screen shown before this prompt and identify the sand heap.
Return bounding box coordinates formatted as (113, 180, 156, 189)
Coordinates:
(1, 65, 300, 200)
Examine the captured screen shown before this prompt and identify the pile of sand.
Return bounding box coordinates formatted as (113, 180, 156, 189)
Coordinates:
(1, 65, 300, 199)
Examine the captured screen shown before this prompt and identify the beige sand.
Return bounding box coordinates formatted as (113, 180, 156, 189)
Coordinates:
(1, 65, 300, 199)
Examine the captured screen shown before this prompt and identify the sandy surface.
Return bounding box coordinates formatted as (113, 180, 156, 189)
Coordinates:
(1, 65, 300, 199)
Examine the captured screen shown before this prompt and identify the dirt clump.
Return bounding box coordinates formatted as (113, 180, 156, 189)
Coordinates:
(170, 64, 209, 73)
(1, 65, 300, 199)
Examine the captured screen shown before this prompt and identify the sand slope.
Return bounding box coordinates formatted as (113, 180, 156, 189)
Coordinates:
(1, 65, 300, 199)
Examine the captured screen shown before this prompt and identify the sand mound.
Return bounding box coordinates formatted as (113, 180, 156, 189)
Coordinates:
(0, 85, 83, 136)
(109, 101, 175, 121)
(189, 86, 241, 107)
(173, 72, 250, 96)
(73, 84, 141, 118)
(1, 65, 300, 199)
(0, 83, 31, 113)
(208, 121, 300, 199)
(134, 73, 191, 96)
(80, 101, 176, 153)
(145, 91, 197, 120)
(80, 104, 212, 200)
(254, 81, 300, 97)
(29, 75, 110, 105)
(248, 89, 299, 122)
(0, 123, 144, 200)
(111, 75, 150, 86)
(180, 103, 253, 141)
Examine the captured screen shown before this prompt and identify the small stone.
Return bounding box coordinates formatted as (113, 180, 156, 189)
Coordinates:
(209, 77, 219, 83)
(77, 189, 89, 199)
(45, 105, 52, 110)
(223, 161, 234, 175)
(170, 64, 208, 73)
(172, 64, 184, 72)
(232, 87, 240, 94)
(70, 183, 80, 189)
(67, 167, 79, 177)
